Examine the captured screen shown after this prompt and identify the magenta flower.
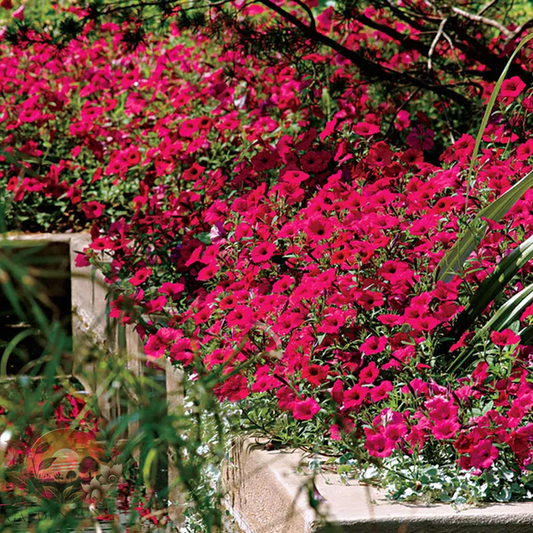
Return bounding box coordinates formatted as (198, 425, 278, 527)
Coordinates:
(406, 124, 435, 151)
(81, 201, 105, 220)
(343, 384, 368, 410)
(292, 398, 320, 420)
(431, 419, 460, 440)
(470, 440, 499, 470)
(500, 76, 526, 100)
(250, 242, 277, 263)
(365, 433, 395, 458)
(359, 362, 379, 385)
(215, 375, 249, 402)
(353, 122, 380, 136)
(370, 381, 393, 402)
(491, 329, 521, 347)
(360, 336, 388, 355)
(129, 267, 152, 286)
(317, 309, 345, 334)
(158, 282, 185, 300)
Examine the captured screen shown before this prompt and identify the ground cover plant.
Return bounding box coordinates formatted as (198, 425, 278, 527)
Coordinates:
(3, 0, 533, 520)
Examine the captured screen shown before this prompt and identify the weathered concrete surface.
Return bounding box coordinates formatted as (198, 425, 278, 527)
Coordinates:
(224, 440, 312, 533)
(224, 441, 533, 533)
(5, 233, 186, 530)
(6, 232, 120, 425)
(165, 360, 185, 529)
(6, 232, 111, 349)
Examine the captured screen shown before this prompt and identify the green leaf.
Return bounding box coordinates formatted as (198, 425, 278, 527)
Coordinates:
(484, 282, 533, 333)
(484, 471, 499, 485)
(336, 465, 351, 475)
(451, 233, 533, 339)
(464, 33, 533, 208)
(520, 324, 533, 346)
(142, 448, 158, 490)
(450, 283, 533, 372)
(436, 169, 533, 282)
(494, 487, 512, 502)
(197, 232, 211, 245)
(38, 457, 57, 471)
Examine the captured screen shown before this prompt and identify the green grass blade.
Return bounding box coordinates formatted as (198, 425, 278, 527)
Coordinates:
(519, 324, 533, 346)
(464, 32, 533, 212)
(0, 328, 37, 376)
(437, 32, 533, 283)
(451, 232, 533, 338)
(449, 283, 533, 372)
(437, 169, 533, 282)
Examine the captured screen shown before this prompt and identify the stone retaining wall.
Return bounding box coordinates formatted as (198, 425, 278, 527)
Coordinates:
(224, 439, 533, 533)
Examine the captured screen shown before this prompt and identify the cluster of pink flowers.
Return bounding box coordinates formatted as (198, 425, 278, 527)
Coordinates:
(2, 7, 533, 477)
(140, 125, 533, 472)
(102, 112, 533, 472)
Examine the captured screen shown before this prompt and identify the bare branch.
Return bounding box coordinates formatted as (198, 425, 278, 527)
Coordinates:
(428, 18, 447, 71)
(441, 31, 460, 63)
(254, 0, 473, 108)
(451, 5, 512, 38)
(477, 0, 499, 17)
(355, 13, 431, 56)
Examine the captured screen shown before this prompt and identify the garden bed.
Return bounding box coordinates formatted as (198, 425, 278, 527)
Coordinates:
(224, 440, 533, 533)
(2, 3, 533, 529)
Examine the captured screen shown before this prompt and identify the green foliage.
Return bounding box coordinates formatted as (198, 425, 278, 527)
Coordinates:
(437, 33, 533, 283)
(0, 234, 239, 531)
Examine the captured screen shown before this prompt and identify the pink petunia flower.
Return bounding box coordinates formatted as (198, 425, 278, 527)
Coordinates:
(158, 282, 185, 300)
(500, 76, 526, 100)
(370, 381, 393, 402)
(215, 375, 249, 402)
(81, 201, 105, 220)
(431, 419, 460, 440)
(365, 433, 395, 458)
(353, 122, 380, 136)
(129, 267, 152, 286)
(343, 384, 368, 410)
(292, 398, 320, 420)
(491, 329, 521, 347)
(359, 362, 379, 385)
(250, 242, 277, 263)
(360, 336, 388, 355)
(470, 439, 499, 470)
(317, 309, 345, 334)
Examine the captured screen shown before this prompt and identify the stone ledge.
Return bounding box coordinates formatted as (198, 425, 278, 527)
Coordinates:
(223, 440, 533, 533)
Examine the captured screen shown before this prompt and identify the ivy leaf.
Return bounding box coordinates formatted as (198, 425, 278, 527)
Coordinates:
(494, 487, 512, 502)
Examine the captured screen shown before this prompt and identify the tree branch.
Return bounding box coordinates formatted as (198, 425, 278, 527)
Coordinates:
(428, 18, 447, 71)
(445, 16, 533, 84)
(290, 0, 316, 32)
(355, 13, 430, 56)
(255, 0, 473, 109)
(477, 0, 499, 17)
(451, 5, 512, 38)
